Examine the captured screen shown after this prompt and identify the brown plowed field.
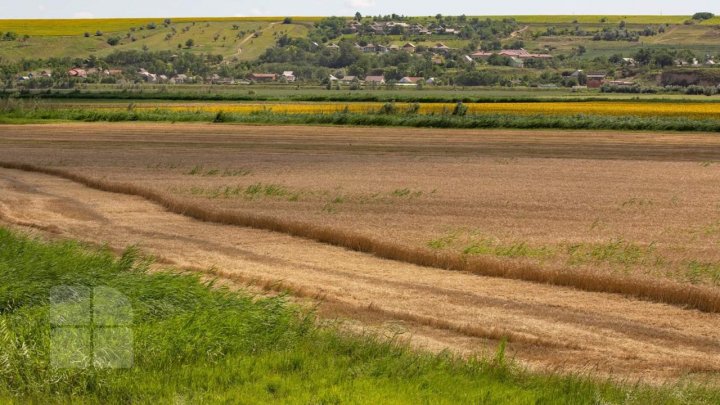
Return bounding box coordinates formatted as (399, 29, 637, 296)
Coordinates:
(1, 123, 720, 382)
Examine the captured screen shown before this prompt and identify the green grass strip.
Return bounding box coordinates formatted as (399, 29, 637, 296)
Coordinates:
(1, 228, 717, 402)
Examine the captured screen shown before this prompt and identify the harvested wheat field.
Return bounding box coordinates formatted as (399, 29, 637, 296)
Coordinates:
(1, 123, 720, 382)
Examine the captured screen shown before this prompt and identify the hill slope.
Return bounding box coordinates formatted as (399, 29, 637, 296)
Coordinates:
(0, 15, 718, 63)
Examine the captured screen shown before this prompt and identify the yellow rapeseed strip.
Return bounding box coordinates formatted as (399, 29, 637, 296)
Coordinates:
(0, 17, 320, 36)
(74, 101, 720, 119)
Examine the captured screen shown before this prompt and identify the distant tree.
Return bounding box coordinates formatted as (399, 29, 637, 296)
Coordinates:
(676, 49, 696, 64)
(354, 12, 362, 21)
(507, 39, 524, 49)
(692, 12, 715, 21)
(635, 48, 653, 65)
(185, 38, 195, 48)
(283, 17, 293, 24)
(524, 58, 546, 69)
(1, 31, 17, 41)
(163, 18, 172, 25)
(652, 49, 674, 68)
(487, 54, 511, 66)
(84, 32, 90, 37)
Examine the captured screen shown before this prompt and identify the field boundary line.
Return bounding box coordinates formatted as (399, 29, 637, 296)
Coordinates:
(2, 161, 719, 313)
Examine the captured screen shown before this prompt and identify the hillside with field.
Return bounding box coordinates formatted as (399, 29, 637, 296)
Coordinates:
(2, 10, 720, 404)
(1, 13, 719, 93)
(0, 18, 312, 61)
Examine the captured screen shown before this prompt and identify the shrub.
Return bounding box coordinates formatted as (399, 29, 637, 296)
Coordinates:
(379, 102, 397, 114)
(2, 31, 18, 41)
(453, 101, 468, 116)
(692, 12, 715, 21)
(406, 103, 420, 114)
(213, 110, 227, 122)
(106, 36, 121, 46)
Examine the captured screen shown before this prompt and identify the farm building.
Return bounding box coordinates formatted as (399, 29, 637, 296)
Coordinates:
(586, 73, 607, 88)
(399, 76, 424, 85)
(68, 68, 87, 78)
(340, 75, 359, 85)
(364, 75, 386, 85)
(471, 48, 552, 60)
(402, 43, 416, 53)
(282, 71, 296, 82)
(248, 73, 277, 82)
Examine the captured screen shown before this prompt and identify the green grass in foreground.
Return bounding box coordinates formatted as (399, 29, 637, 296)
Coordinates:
(0, 228, 716, 403)
(2, 107, 720, 132)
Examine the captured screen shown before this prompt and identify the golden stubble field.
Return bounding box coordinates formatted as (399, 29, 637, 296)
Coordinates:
(2, 123, 720, 380)
(1, 123, 719, 286)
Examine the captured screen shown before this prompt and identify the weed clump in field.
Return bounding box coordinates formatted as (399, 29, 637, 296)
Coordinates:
(453, 101, 468, 116)
(213, 110, 228, 122)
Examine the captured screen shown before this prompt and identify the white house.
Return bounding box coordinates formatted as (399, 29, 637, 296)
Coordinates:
(282, 71, 296, 82)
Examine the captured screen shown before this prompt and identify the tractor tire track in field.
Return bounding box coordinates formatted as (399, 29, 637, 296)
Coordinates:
(2, 167, 720, 382)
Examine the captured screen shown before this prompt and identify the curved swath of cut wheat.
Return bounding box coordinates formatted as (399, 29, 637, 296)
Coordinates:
(2, 160, 720, 314)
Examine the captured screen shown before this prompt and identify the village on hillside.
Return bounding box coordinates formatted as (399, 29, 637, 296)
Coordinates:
(6, 13, 720, 93)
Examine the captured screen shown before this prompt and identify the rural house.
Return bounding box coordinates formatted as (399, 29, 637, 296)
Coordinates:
(402, 42, 416, 53)
(586, 73, 606, 88)
(470, 48, 552, 60)
(399, 76, 424, 85)
(68, 68, 87, 78)
(170, 74, 188, 84)
(340, 75, 359, 85)
(432, 43, 452, 53)
(364, 75, 386, 85)
(248, 73, 277, 82)
(282, 71, 296, 82)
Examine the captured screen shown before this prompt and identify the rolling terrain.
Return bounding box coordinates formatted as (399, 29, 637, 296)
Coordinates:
(0, 15, 719, 62)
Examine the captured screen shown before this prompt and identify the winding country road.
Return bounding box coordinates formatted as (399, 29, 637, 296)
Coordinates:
(2, 166, 720, 382)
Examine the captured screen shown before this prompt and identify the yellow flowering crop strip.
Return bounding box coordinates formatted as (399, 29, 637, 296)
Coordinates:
(67, 101, 720, 119)
(0, 17, 320, 36)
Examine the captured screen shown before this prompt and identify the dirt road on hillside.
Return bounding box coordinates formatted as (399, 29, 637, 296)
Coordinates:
(2, 167, 720, 382)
